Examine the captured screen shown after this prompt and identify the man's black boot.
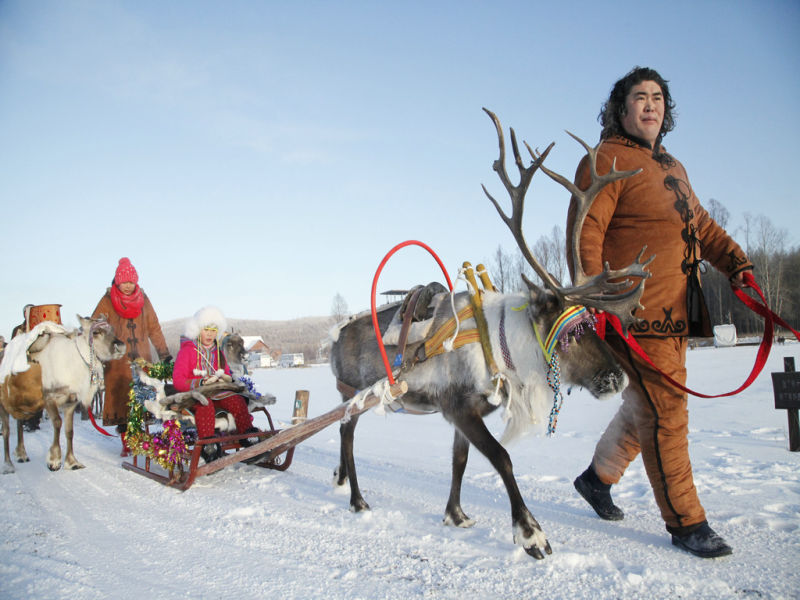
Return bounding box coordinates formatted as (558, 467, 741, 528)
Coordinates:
(670, 522, 732, 558)
(573, 466, 624, 521)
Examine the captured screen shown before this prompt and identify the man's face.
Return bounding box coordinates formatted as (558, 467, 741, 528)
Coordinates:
(620, 80, 664, 147)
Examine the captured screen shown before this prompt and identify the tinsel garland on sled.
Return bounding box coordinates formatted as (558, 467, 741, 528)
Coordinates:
(126, 360, 195, 471)
(125, 359, 264, 470)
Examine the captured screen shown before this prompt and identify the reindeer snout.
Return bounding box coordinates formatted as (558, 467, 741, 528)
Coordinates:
(113, 341, 127, 358)
(593, 368, 629, 399)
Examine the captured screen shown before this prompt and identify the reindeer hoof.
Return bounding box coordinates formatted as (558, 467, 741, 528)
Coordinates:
(16, 457, 30, 463)
(66, 462, 86, 470)
(48, 462, 62, 472)
(443, 508, 476, 528)
(2, 463, 15, 475)
(524, 538, 552, 559)
(350, 498, 370, 512)
(526, 545, 546, 560)
(332, 467, 348, 487)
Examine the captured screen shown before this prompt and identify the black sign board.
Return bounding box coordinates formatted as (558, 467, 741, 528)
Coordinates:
(772, 371, 800, 410)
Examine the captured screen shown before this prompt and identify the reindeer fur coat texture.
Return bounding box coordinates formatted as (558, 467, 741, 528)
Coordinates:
(92, 289, 169, 426)
(567, 135, 752, 338)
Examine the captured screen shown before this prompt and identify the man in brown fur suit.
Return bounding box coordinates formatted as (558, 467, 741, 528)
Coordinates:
(569, 67, 752, 558)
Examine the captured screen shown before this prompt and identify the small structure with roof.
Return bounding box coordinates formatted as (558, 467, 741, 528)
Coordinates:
(241, 336, 274, 368)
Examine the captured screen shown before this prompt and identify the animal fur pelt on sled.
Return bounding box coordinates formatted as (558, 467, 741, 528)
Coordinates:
(133, 366, 275, 423)
(0, 322, 68, 381)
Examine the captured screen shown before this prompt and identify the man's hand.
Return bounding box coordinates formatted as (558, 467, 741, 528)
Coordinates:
(731, 271, 748, 289)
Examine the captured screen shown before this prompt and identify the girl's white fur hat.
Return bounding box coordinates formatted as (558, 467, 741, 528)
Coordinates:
(184, 306, 228, 339)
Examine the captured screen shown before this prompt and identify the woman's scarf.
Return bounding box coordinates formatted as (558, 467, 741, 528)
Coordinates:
(109, 284, 145, 319)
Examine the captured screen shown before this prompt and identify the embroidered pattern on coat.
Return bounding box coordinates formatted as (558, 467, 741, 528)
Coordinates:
(650, 307, 687, 335)
(726, 250, 748, 274)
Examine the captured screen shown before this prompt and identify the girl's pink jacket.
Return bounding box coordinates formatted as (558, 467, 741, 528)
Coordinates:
(172, 337, 231, 392)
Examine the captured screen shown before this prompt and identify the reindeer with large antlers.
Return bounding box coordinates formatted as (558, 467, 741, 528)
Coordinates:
(328, 109, 652, 560)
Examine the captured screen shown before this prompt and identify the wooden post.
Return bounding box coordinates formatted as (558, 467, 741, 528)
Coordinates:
(785, 357, 799, 452)
(292, 390, 309, 424)
(772, 357, 800, 452)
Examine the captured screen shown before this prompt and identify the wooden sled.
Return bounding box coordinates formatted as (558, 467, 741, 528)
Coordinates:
(122, 381, 406, 491)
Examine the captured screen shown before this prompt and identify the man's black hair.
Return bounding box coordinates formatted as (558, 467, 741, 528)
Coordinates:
(599, 66, 676, 146)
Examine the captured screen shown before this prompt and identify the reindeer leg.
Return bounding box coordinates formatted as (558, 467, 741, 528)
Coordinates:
(0, 405, 14, 474)
(451, 410, 552, 559)
(335, 412, 369, 512)
(63, 395, 84, 470)
(14, 418, 29, 463)
(45, 397, 63, 471)
(443, 429, 475, 527)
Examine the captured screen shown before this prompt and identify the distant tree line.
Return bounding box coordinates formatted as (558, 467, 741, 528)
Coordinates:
(701, 201, 798, 335)
(488, 205, 798, 337)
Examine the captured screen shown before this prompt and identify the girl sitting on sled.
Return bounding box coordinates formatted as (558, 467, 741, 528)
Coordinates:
(172, 306, 256, 463)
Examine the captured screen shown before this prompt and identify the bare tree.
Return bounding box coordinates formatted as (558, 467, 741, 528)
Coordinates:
(532, 225, 567, 285)
(490, 244, 513, 293)
(489, 226, 567, 294)
(331, 293, 350, 323)
(706, 198, 730, 229)
(702, 198, 734, 325)
(747, 214, 788, 317)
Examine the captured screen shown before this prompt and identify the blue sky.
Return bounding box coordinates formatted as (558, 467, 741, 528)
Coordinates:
(1, 0, 798, 332)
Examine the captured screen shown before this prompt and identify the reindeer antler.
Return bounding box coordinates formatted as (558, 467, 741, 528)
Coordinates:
(481, 107, 557, 291)
(481, 108, 654, 329)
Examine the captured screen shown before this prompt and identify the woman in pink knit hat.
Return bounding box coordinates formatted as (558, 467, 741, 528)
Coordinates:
(92, 257, 171, 455)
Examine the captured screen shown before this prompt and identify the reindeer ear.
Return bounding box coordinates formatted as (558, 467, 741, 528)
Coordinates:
(524, 278, 561, 312)
(522, 273, 544, 295)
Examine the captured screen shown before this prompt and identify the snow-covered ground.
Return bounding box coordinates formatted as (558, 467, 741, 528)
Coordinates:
(1, 344, 799, 600)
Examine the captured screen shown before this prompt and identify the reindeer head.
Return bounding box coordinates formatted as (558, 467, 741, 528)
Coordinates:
(220, 331, 247, 378)
(77, 314, 126, 362)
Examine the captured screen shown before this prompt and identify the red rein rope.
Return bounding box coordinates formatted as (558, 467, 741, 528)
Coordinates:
(598, 272, 800, 398)
(371, 241, 453, 385)
(88, 407, 116, 436)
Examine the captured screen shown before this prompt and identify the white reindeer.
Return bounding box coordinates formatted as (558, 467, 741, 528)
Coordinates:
(0, 315, 125, 472)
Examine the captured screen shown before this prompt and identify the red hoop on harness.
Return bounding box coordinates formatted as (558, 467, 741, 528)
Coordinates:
(597, 272, 800, 398)
(371, 241, 453, 385)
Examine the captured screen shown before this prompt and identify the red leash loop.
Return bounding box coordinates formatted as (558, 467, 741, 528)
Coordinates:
(600, 271, 798, 398)
(371, 241, 453, 385)
(88, 407, 116, 437)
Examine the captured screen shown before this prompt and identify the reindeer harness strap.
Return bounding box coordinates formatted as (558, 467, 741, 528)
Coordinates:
(76, 322, 117, 438)
(528, 304, 596, 435)
(423, 304, 479, 359)
(462, 262, 500, 379)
